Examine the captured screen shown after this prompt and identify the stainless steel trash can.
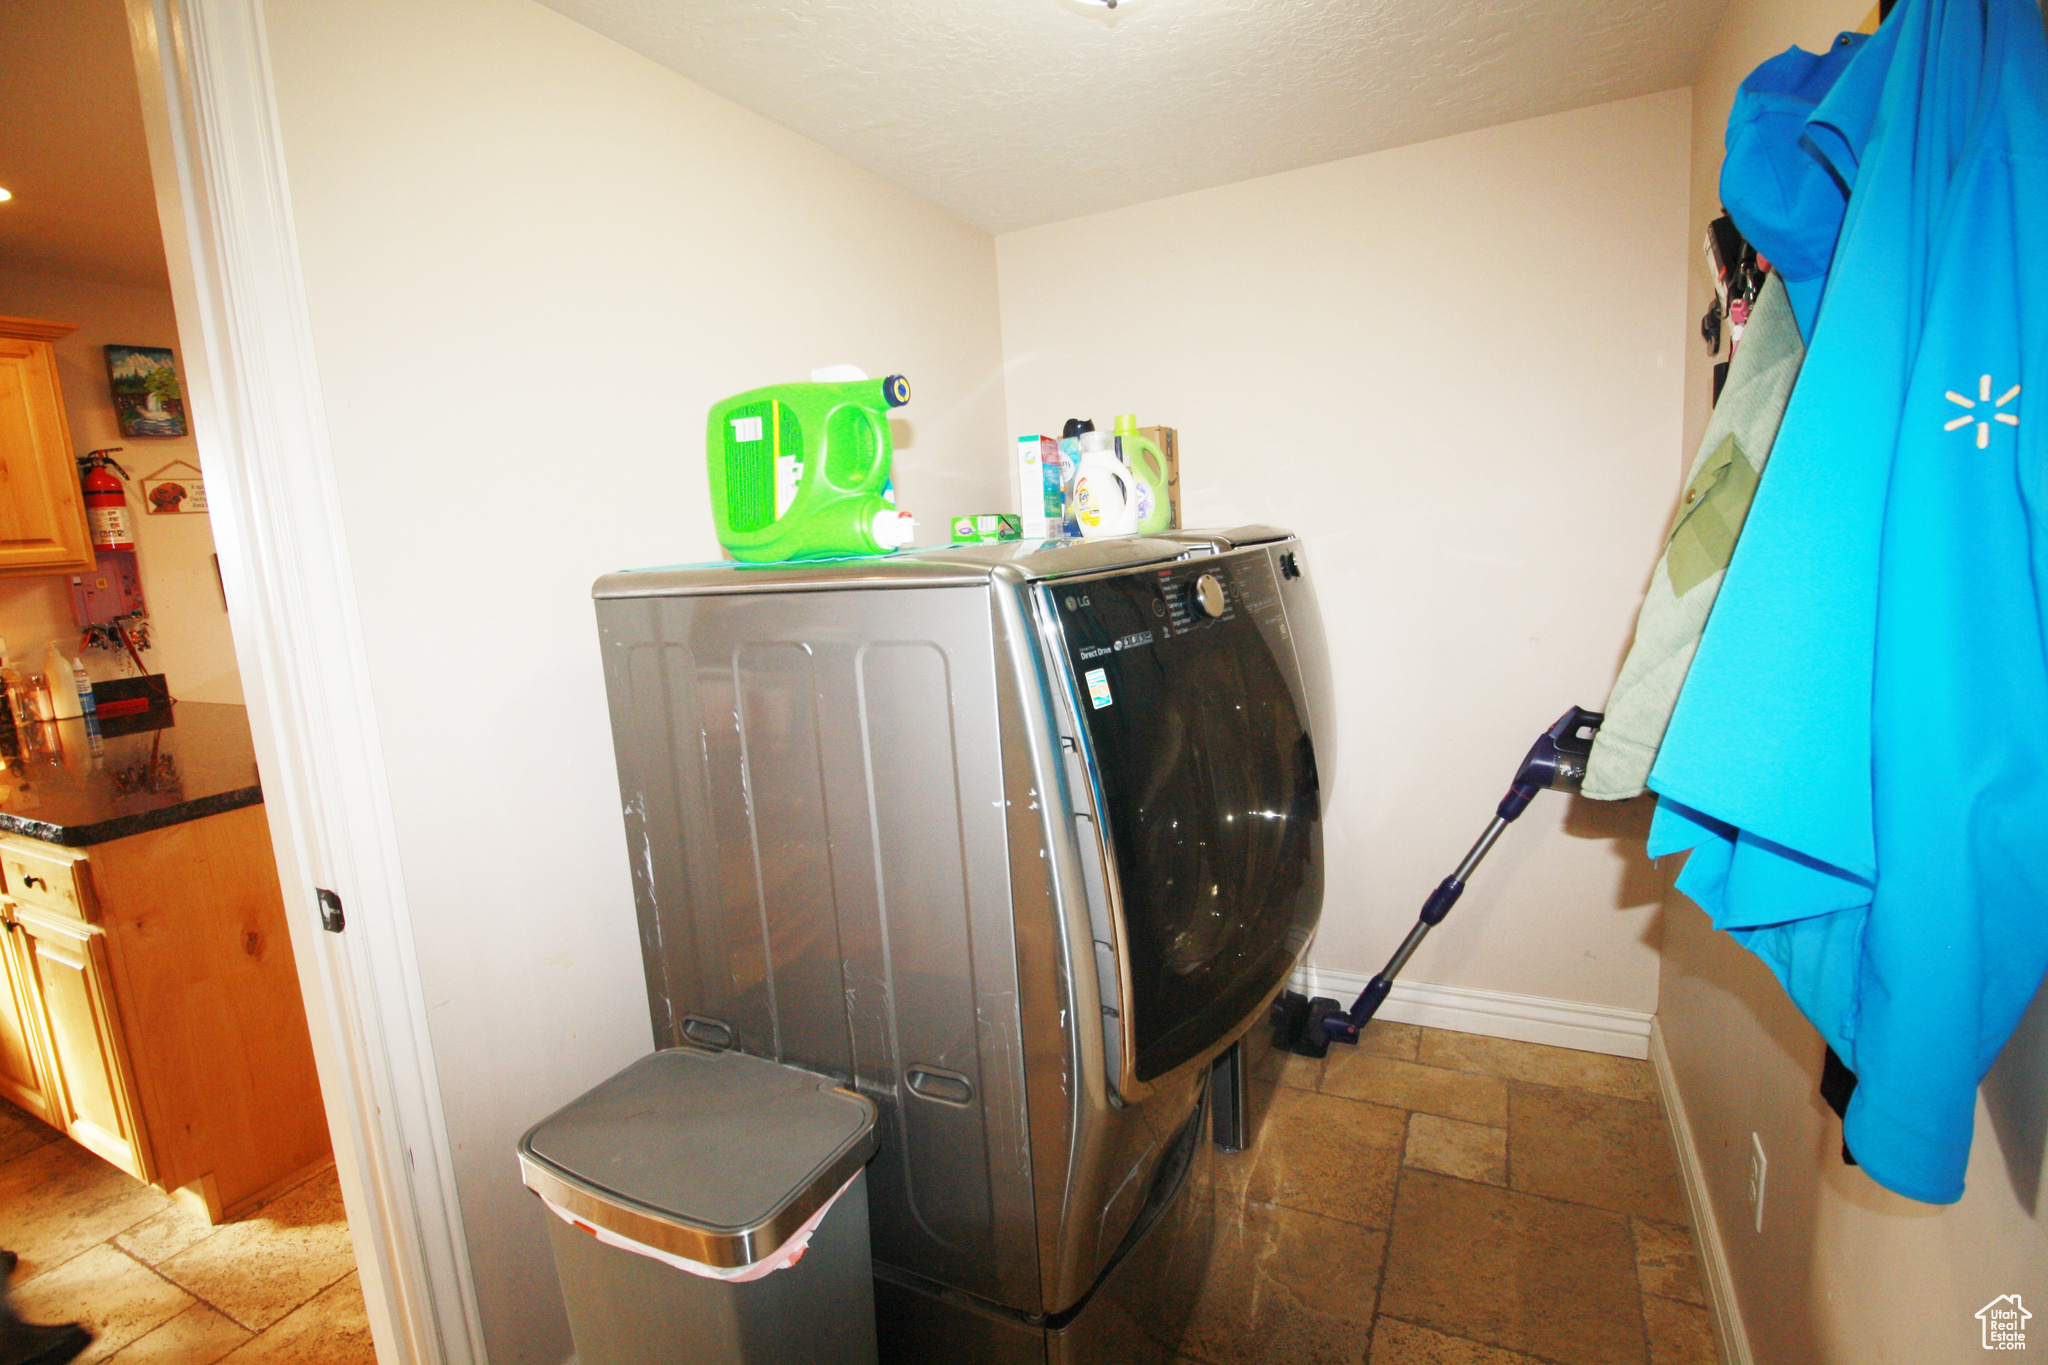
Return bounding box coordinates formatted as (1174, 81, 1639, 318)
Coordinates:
(518, 1048, 880, 1365)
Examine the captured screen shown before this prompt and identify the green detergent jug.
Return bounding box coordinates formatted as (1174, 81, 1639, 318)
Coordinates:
(707, 374, 913, 561)
(1112, 414, 1173, 534)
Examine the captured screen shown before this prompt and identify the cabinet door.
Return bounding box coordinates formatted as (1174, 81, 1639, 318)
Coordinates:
(0, 329, 95, 577)
(0, 914, 60, 1124)
(14, 908, 152, 1181)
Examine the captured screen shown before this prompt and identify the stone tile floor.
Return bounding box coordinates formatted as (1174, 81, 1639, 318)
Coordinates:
(1174, 1020, 1721, 1365)
(0, 1098, 371, 1364)
(3, 1021, 1717, 1365)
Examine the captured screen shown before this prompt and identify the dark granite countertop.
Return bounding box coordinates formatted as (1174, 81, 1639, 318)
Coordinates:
(0, 703, 264, 847)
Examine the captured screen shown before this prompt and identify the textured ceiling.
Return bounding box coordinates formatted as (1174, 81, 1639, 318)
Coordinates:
(535, 0, 1727, 233)
(0, 0, 168, 289)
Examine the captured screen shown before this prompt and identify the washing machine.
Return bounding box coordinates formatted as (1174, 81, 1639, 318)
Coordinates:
(592, 525, 1333, 1362)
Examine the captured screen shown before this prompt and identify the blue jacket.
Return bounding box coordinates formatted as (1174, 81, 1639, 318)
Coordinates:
(1649, 0, 2048, 1203)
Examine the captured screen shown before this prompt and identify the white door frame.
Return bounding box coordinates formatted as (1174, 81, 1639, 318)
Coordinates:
(121, 2, 485, 1361)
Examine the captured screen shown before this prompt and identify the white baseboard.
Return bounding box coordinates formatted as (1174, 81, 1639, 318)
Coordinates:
(1288, 966, 1653, 1060)
(1649, 1019, 1754, 1365)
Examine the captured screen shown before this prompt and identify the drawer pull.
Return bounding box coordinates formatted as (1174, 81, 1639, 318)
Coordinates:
(906, 1065, 975, 1107)
(20, 874, 46, 891)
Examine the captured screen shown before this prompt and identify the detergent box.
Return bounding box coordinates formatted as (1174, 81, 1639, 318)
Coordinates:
(1016, 434, 1071, 539)
(951, 513, 1023, 544)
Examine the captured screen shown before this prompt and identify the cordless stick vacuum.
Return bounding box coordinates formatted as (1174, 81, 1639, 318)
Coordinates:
(1272, 706, 1605, 1057)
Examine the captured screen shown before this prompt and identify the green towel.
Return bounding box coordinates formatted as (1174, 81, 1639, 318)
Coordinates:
(1583, 273, 1804, 799)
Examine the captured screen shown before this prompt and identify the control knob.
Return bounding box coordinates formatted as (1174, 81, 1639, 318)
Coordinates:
(1192, 573, 1227, 619)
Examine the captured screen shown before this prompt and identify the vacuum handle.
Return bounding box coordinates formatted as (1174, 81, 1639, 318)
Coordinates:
(1331, 705, 1605, 1042)
(1498, 705, 1604, 820)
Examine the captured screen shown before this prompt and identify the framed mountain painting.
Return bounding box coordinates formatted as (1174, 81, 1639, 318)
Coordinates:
(105, 345, 188, 438)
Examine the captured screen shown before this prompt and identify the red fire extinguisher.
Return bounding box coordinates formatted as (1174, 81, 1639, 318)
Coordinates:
(78, 449, 135, 553)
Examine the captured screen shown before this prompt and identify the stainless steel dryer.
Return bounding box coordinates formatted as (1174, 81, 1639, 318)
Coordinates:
(593, 526, 1333, 1363)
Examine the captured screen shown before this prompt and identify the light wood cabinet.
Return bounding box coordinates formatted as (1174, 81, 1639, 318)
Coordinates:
(0, 916, 60, 1123)
(0, 805, 329, 1221)
(0, 315, 96, 579)
(11, 905, 153, 1180)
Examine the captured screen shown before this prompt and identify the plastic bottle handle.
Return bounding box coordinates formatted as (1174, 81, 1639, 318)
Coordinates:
(1109, 463, 1140, 532)
(821, 401, 888, 491)
(1125, 439, 1166, 487)
(1106, 462, 1134, 508)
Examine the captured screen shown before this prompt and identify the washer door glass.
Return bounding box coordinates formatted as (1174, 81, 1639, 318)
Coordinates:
(1052, 550, 1323, 1082)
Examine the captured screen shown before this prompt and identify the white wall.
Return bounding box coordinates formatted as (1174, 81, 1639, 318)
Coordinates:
(1664, 905, 2048, 1364)
(1658, 3, 2048, 1361)
(257, 1, 1010, 1359)
(0, 267, 243, 704)
(997, 90, 1692, 1017)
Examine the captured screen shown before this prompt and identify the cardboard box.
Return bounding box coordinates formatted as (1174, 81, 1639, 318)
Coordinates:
(951, 513, 1022, 544)
(1140, 425, 1181, 529)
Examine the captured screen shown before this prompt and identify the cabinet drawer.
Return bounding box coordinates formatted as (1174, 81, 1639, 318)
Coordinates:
(0, 841, 94, 921)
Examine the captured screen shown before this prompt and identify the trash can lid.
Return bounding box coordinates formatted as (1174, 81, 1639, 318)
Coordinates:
(517, 1048, 878, 1270)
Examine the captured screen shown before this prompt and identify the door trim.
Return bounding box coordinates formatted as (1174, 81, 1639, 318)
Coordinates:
(119, 2, 485, 1361)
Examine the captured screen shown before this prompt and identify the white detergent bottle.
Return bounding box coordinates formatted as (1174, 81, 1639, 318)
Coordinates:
(45, 642, 82, 720)
(1071, 440, 1139, 538)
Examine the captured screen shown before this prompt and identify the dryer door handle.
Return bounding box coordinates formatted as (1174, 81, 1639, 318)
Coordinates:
(1071, 812, 1128, 1098)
